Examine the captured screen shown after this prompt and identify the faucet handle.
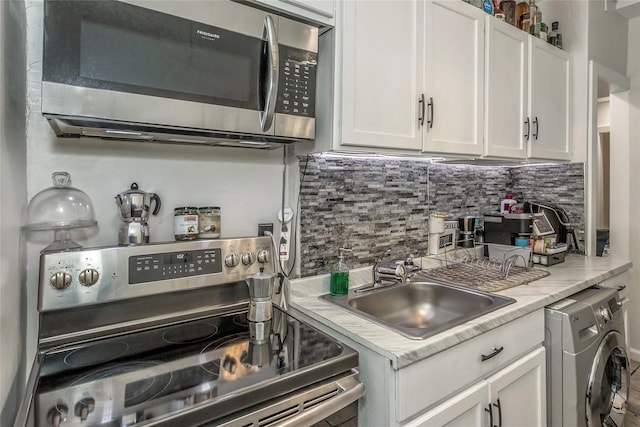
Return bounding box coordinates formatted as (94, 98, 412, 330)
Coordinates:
(375, 262, 407, 284)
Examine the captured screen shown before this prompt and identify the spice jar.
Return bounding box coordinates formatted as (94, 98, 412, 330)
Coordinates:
(198, 206, 221, 239)
(174, 207, 199, 240)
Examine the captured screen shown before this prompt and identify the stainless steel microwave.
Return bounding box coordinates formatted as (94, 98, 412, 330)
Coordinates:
(41, 0, 319, 149)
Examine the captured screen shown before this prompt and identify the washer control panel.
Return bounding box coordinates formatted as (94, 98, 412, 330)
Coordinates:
(39, 237, 273, 312)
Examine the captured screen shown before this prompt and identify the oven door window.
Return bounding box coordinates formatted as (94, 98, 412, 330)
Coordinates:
(43, 0, 263, 111)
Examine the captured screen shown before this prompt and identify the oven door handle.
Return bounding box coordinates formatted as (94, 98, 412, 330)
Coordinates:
(276, 374, 364, 427)
(260, 15, 279, 132)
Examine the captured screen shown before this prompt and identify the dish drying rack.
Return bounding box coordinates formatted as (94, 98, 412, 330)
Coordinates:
(417, 243, 550, 293)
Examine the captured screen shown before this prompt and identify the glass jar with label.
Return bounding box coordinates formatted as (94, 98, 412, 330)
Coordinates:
(174, 207, 199, 240)
(198, 206, 221, 239)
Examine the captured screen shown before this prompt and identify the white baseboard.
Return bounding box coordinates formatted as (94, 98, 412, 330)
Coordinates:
(629, 347, 640, 362)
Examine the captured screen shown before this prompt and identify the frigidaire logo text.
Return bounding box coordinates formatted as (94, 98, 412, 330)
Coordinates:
(197, 29, 220, 39)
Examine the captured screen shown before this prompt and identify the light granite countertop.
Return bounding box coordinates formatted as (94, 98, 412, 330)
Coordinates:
(288, 254, 632, 370)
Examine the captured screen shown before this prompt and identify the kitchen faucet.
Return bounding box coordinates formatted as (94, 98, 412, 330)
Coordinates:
(372, 249, 393, 287)
(353, 249, 407, 294)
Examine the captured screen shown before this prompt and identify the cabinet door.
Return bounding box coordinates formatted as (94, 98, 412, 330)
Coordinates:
(487, 347, 546, 427)
(253, 0, 334, 25)
(528, 38, 571, 160)
(283, 0, 334, 17)
(405, 381, 488, 427)
(423, 0, 484, 156)
(340, 0, 424, 151)
(484, 18, 528, 159)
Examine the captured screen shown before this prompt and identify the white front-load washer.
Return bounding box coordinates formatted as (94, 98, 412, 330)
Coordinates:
(545, 286, 629, 427)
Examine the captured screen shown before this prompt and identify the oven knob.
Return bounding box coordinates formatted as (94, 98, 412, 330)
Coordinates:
(47, 404, 68, 427)
(74, 397, 95, 421)
(242, 252, 256, 266)
(225, 254, 240, 267)
(257, 250, 269, 264)
(79, 269, 99, 287)
(50, 272, 72, 290)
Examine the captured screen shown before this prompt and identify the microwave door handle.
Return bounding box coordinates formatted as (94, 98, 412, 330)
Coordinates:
(260, 15, 279, 132)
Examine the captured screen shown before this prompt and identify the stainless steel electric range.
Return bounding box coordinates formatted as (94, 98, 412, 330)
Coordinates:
(14, 237, 363, 427)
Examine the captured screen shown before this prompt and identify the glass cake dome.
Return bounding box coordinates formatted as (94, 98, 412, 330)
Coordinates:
(24, 172, 97, 252)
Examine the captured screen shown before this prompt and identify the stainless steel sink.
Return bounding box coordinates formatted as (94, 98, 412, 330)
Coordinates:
(320, 281, 515, 340)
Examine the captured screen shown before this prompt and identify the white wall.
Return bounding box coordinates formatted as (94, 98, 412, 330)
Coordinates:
(21, 1, 287, 384)
(626, 15, 640, 358)
(588, 0, 629, 76)
(0, 0, 27, 424)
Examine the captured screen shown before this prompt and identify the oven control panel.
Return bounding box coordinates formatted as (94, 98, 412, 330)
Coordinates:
(38, 237, 274, 312)
(129, 249, 223, 284)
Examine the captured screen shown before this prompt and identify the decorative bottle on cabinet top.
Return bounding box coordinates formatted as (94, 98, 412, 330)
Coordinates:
(549, 21, 563, 49)
(528, 0, 541, 37)
(500, 0, 516, 26)
(515, 0, 530, 31)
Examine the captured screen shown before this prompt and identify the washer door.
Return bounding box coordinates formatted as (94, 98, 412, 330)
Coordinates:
(586, 331, 629, 427)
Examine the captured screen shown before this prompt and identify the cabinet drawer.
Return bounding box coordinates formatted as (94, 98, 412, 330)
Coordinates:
(396, 309, 544, 422)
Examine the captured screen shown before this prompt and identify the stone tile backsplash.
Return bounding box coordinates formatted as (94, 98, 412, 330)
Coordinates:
(298, 155, 584, 277)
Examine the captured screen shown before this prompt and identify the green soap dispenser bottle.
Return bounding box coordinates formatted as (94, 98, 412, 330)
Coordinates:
(330, 248, 352, 296)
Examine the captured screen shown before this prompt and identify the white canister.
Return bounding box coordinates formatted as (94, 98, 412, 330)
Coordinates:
(198, 206, 221, 239)
(429, 213, 446, 234)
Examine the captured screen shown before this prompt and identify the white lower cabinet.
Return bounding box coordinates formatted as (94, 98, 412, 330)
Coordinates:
(406, 381, 487, 427)
(407, 347, 546, 427)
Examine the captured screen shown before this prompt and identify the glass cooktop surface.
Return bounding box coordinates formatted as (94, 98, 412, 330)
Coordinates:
(31, 308, 357, 427)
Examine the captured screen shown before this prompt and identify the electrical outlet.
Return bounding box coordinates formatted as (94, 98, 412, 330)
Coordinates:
(258, 223, 274, 236)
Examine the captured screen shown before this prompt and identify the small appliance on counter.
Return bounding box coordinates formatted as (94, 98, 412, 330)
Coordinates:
(483, 212, 534, 248)
(428, 213, 458, 255)
(484, 208, 569, 266)
(524, 201, 582, 254)
(115, 183, 161, 245)
(457, 215, 478, 248)
(529, 207, 568, 266)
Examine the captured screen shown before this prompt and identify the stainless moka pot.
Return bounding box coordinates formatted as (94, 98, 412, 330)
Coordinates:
(246, 272, 276, 322)
(115, 183, 161, 245)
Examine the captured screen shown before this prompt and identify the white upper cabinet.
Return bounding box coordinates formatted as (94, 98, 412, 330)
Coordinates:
(339, 0, 424, 151)
(312, 0, 572, 161)
(484, 18, 528, 158)
(528, 37, 571, 160)
(251, 0, 335, 25)
(485, 19, 571, 161)
(287, 0, 334, 18)
(423, 1, 485, 156)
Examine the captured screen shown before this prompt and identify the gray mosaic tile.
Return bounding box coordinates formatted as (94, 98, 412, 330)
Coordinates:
(298, 155, 585, 277)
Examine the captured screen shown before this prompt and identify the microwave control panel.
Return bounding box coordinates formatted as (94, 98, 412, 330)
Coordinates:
(277, 46, 317, 118)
